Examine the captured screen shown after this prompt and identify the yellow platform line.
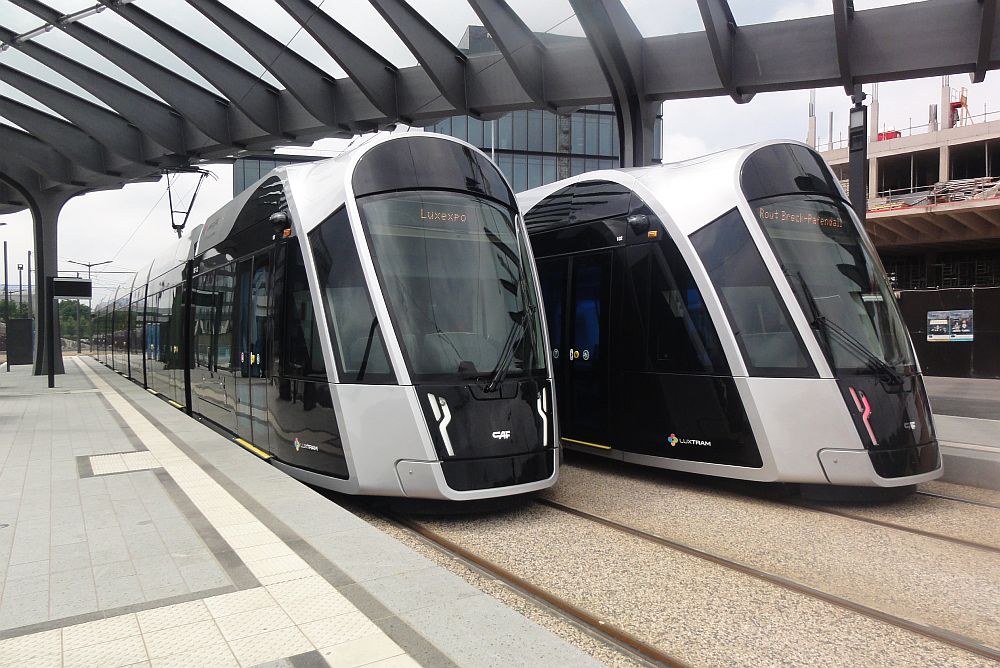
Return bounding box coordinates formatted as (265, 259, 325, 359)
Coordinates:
(234, 437, 272, 460)
(561, 437, 612, 450)
(146, 388, 158, 395)
(167, 400, 183, 409)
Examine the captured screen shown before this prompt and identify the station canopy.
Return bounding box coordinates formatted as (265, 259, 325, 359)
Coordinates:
(1, 0, 998, 213)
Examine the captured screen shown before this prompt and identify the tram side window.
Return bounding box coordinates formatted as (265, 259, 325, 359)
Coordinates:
(214, 263, 237, 371)
(193, 272, 215, 368)
(691, 209, 816, 377)
(309, 207, 395, 384)
(282, 241, 326, 380)
(647, 236, 729, 375)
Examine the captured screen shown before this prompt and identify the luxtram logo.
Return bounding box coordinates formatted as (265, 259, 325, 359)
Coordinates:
(667, 433, 712, 448)
(293, 437, 319, 453)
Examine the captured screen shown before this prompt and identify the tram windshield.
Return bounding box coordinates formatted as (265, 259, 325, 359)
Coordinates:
(751, 196, 915, 374)
(358, 191, 547, 383)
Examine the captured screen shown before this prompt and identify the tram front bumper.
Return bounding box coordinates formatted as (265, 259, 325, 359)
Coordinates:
(395, 452, 557, 500)
(818, 446, 943, 487)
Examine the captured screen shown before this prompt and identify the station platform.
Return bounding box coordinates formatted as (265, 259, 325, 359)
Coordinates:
(926, 376, 1000, 490)
(0, 357, 598, 667)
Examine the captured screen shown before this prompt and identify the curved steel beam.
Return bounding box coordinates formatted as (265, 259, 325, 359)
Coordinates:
(369, 0, 468, 112)
(0, 64, 163, 166)
(187, 0, 340, 128)
(0, 25, 192, 155)
(976, 0, 997, 83)
(10, 0, 245, 146)
(569, 0, 657, 167)
(0, 97, 116, 175)
(102, 1, 299, 138)
(467, 0, 546, 107)
(696, 0, 753, 103)
(276, 0, 399, 120)
(0, 125, 92, 186)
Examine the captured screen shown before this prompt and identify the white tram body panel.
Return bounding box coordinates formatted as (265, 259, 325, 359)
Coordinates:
(520, 141, 942, 488)
(94, 133, 558, 500)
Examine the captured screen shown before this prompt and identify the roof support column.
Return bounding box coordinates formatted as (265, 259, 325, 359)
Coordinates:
(28, 190, 72, 376)
(570, 0, 657, 167)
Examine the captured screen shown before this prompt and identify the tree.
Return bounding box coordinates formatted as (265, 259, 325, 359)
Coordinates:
(57, 300, 92, 339)
(0, 299, 30, 320)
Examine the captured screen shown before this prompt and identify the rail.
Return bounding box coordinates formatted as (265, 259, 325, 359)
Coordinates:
(868, 176, 1000, 211)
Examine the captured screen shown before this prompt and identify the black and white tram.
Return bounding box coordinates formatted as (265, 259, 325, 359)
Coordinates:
(92, 133, 557, 499)
(519, 140, 942, 488)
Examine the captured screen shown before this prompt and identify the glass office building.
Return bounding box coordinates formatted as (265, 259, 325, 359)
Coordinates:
(426, 27, 663, 192)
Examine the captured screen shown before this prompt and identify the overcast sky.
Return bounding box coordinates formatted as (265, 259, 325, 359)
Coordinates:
(2, 0, 998, 300)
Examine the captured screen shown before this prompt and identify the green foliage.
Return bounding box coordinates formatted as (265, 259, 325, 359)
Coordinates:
(0, 299, 29, 320)
(58, 300, 92, 339)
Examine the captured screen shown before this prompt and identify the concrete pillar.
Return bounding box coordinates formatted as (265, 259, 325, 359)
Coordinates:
(941, 78, 953, 130)
(940, 144, 950, 182)
(869, 156, 879, 199)
(869, 99, 880, 143)
(29, 191, 71, 376)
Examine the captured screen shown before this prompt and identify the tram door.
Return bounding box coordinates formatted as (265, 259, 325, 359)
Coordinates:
(233, 254, 271, 450)
(540, 251, 613, 449)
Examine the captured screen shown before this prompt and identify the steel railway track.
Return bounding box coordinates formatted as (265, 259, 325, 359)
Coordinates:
(536, 498, 1000, 664)
(388, 513, 687, 668)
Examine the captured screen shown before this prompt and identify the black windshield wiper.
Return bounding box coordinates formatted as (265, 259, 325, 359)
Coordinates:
(484, 311, 526, 393)
(816, 316, 903, 387)
(791, 272, 902, 387)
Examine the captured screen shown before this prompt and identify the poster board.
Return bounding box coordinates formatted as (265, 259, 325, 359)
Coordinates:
(926, 309, 974, 342)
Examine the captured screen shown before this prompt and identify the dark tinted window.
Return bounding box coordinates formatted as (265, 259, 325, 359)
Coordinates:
(215, 177, 287, 258)
(691, 209, 816, 377)
(352, 137, 514, 207)
(281, 240, 327, 380)
(647, 238, 729, 374)
(572, 181, 632, 223)
(523, 181, 632, 231)
(741, 143, 844, 202)
(309, 207, 395, 384)
(192, 272, 215, 368)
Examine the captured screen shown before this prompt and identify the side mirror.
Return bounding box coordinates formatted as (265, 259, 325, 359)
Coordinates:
(627, 214, 649, 233)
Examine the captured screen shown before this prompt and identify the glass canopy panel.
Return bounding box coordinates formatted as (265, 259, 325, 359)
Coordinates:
(44, 0, 98, 14)
(406, 0, 484, 53)
(80, 9, 222, 98)
(30, 29, 165, 102)
(505, 0, 585, 39)
(729, 1, 831, 25)
(0, 2, 53, 34)
(133, 0, 284, 89)
(619, 0, 705, 38)
(215, 0, 347, 80)
(0, 47, 116, 111)
(318, 3, 417, 69)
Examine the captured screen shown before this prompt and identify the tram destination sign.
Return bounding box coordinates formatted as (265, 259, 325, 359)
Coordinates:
(51, 277, 92, 299)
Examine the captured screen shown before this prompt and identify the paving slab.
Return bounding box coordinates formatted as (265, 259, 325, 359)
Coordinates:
(0, 358, 596, 667)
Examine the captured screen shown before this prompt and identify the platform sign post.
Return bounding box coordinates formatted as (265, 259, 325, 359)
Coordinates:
(47, 277, 92, 388)
(848, 85, 868, 224)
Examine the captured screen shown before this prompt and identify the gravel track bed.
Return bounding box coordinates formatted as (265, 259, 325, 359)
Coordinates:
(545, 458, 1000, 651)
(412, 501, 991, 667)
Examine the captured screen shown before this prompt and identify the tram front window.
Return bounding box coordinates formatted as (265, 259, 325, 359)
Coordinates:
(358, 191, 546, 383)
(751, 196, 915, 374)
